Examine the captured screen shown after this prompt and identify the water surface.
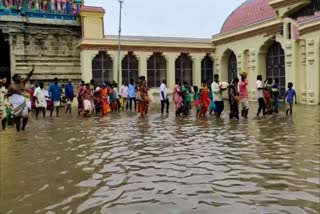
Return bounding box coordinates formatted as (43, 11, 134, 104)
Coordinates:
(0, 104, 319, 214)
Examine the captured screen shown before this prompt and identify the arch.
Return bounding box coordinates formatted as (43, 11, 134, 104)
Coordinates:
(175, 53, 193, 86)
(147, 52, 167, 88)
(0, 30, 10, 85)
(92, 51, 113, 84)
(221, 48, 237, 83)
(266, 41, 286, 97)
(122, 52, 139, 83)
(228, 52, 237, 83)
(201, 54, 214, 83)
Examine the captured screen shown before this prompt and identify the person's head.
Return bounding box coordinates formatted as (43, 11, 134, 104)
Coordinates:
(68, 79, 72, 84)
(90, 79, 94, 85)
(183, 81, 188, 86)
(175, 79, 180, 85)
(130, 78, 134, 84)
(162, 79, 167, 85)
(39, 82, 44, 89)
(207, 78, 212, 85)
(54, 78, 58, 84)
(257, 75, 262, 81)
(81, 80, 85, 86)
(193, 86, 198, 93)
(233, 77, 239, 85)
(114, 83, 118, 88)
(0, 77, 7, 87)
(34, 83, 39, 89)
(267, 78, 273, 84)
(214, 74, 219, 82)
(288, 82, 293, 89)
(86, 83, 90, 89)
(142, 80, 146, 86)
(102, 83, 106, 89)
(202, 80, 207, 87)
(12, 74, 22, 84)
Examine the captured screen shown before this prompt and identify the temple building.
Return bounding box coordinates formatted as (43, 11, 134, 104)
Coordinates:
(1, 0, 320, 104)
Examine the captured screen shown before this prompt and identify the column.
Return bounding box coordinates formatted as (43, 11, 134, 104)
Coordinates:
(305, 38, 320, 105)
(136, 52, 153, 79)
(108, 50, 125, 85)
(191, 53, 205, 86)
(163, 52, 180, 89)
(80, 50, 98, 82)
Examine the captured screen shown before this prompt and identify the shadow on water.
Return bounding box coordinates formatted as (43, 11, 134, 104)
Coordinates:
(0, 103, 319, 214)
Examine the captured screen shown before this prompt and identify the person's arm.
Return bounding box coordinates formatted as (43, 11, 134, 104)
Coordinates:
(23, 65, 35, 84)
(6, 84, 16, 97)
(284, 91, 288, 103)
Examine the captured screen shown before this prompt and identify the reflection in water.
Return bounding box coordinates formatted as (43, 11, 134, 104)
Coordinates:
(0, 104, 319, 214)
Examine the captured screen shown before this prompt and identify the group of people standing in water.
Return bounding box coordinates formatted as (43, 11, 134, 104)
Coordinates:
(0, 67, 298, 133)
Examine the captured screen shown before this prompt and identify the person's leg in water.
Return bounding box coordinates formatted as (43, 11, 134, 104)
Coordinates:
(1, 118, 6, 130)
(15, 116, 21, 132)
(116, 99, 120, 112)
(129, 98, 133, 111)
(161, 100, 165, 114)
(133, 98, 137, 112)
(56, 106, 60, 117)
(50, 108, 54, 118)
(36, 107, 40, 119)
(21, 117, 28, 131)
(257, 98, 265, 116)
(42, 107, 46, 118)
(166, 99, 169, 114)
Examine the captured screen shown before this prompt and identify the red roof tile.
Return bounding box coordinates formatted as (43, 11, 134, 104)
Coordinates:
(221, 0, 277, 33)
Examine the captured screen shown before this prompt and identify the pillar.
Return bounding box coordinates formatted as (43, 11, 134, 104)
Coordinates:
(163, 52, 180, 89)
(80, 50, 98, 82)
(136, 52, 153, 80)
(191, 53, 205, 87)
(108, 50, 125, 85)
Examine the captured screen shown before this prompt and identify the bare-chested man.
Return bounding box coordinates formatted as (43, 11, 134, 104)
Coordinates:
(6, 66, 34, 132)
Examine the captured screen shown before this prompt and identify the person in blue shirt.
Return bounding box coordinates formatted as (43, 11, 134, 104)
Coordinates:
(285, 82, 297, 116)
(65, 80, 74, 115)
(48, 78, 61, 118)
(128, 78, 136, 112)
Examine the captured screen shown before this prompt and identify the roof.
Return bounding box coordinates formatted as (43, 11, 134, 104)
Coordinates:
(104, 35, 212, 43)
(220, 0, 277, 33)
(80, 6, 105, 13)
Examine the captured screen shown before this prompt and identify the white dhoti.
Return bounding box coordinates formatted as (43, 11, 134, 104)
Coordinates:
(11, 94, 29, 118)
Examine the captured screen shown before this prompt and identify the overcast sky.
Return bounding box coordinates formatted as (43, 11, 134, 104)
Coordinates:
(85, 0, 247, 38)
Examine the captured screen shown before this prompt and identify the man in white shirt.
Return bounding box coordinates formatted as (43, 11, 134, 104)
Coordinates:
(34, 82, 46, 118)
(256, 75, 266, 116)
(211, 74, 226, 118)
(160, 79, 169, 115)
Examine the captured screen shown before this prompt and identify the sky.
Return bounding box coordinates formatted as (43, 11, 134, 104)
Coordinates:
(85, 0, 247, 38)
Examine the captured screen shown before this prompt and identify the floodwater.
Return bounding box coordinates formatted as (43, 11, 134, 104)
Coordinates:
(0, 103, 319, 214)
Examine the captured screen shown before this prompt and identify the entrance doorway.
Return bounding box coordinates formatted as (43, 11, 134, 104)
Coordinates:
(0, 31, 10, 85)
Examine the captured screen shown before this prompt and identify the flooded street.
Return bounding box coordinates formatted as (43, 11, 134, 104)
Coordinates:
(0, 104, 319, 214)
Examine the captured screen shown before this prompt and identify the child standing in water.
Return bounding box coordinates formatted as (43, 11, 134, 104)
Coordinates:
(285, 82, 297, 116)
(193, 86, 201, 117)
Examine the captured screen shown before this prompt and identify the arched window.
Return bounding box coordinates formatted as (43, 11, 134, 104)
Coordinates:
(266, 42, 286, 97)
(147, 53, 167, 88)
(201, 55, 214, 83)
(175, 53, 193, 86)
(228, 52, 237, 83)
(92, 52, 113, 84)
(122, 52, 139, 83)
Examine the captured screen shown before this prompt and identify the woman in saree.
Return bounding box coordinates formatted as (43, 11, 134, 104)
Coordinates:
(77, 81, 84, 115)
(173, 79, 183, 117)
(264, 78, 273, 115)
(199, 81, 210, 117)
(137, 80, 149, 118)
(80, 84, 92, 117)
(101, 83, 110, 115)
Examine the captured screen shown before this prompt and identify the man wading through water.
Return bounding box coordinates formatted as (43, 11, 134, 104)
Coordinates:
(6, 65, 35, 132)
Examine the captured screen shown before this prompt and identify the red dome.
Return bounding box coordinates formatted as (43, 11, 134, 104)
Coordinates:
(221, 0, 277, 33)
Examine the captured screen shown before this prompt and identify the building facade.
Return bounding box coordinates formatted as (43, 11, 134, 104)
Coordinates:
(1, 0, 319, 104)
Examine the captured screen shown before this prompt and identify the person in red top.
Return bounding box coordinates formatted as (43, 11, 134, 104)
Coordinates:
(239, 73, 249, 118)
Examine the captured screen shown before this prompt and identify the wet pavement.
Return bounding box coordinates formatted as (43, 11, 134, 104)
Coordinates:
(0, 103, 319, 214)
